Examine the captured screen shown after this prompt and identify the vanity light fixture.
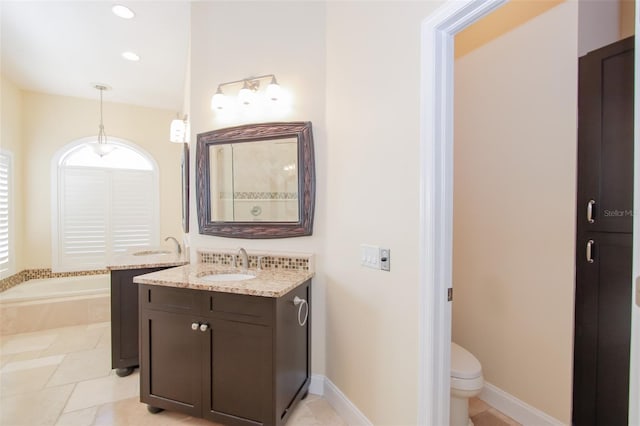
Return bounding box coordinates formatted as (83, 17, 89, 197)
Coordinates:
(170, 114, 190, 143)
(91, 84, 116, 157)
(210, 74, 282, 111)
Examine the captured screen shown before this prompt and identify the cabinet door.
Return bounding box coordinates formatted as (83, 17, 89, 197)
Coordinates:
(576, 36, 634, 233)
(275, 282, 310, 422)
(111, 267, 171, 370)
(139, 308, 203, 416)
(573, 233, 632, 425)
(203, 319, 273, 426)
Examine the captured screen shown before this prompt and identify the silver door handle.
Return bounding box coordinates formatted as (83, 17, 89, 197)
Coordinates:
(199, 323, 209, 332)
(191, 322, 200, 331)
(586, 240, 595, 263)
(587, 200, 595, 224)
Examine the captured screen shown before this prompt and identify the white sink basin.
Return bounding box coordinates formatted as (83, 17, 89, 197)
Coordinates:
(132, 249, 171, 256)
(199, 273, 256, 282)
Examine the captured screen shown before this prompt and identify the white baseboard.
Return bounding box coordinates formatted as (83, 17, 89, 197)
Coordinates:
(309, 374, 325, 396)
(308, 374, 372, 426)
(479, 382, 566, 426)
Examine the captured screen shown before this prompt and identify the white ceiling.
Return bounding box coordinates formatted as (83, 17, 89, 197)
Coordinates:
(0, 1, 190, 111)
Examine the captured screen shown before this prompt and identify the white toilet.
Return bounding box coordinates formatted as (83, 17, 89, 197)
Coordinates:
(450, 342, 484, 426)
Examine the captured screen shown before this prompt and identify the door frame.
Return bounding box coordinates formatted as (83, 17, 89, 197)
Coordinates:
(630, 1, 640, 422)
(417, 1, 507, 424)
(418, 1, 640, 425)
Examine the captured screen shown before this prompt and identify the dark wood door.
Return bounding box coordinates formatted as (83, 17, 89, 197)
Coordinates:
(573, 36, 634, 426)
(577, 36, 634, 234)
(139, 309, 202, 416)
(573, 233, 632, 425)
(203, 319, 273, 425)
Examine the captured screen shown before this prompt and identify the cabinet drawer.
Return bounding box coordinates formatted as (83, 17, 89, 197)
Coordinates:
(205, 292, 273, 326)
(140, 285, 202, 314)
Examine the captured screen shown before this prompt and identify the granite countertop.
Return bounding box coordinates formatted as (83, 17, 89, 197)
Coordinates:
(107, 247, 189, 271)
(132, 263, 314, 298)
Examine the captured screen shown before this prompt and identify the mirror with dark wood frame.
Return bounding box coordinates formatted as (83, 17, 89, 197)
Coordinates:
(196, 121, 315, 238)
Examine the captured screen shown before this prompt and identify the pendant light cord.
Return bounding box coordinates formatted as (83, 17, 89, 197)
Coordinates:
(98, 87, 106, 144)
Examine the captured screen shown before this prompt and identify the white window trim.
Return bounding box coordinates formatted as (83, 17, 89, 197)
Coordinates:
(51, 136, 160, 272)
(0, 149, 14, 279)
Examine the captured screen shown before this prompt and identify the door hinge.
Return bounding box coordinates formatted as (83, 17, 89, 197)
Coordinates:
(447, 288, 453, 302)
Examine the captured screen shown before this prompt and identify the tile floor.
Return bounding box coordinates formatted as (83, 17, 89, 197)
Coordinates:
(469, 397, 521, 426)
(0, 322, 346, 426)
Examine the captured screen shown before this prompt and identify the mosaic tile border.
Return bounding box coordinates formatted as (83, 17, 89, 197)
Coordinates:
(218, 192, 298, 200)
(198, 250, 311, 272)
(0, 269, 109, 293)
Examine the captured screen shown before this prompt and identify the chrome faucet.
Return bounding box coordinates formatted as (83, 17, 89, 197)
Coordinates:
(236, 248, 248, 272)
(164, 236, 182, 254)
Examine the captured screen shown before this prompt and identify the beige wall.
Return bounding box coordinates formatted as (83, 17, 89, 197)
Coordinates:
(620, 0, 635, 38)
(188, 0, 327, 378)
(579, 0, 627, 56)
(189, 3, 447, 423)
(22, 92, 183, 269)
(325, 2, 441, 423)
(453, 2, 578, 423)
(0, 75, 25, 274)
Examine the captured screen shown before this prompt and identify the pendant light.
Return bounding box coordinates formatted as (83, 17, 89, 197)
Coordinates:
(92, 84, 116, 157)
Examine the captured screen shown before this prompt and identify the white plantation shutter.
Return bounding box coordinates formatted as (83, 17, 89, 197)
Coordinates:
(55, 140, 159, 272)
(111, 170, 157, 253)
(0, 152, 11, 277)
(59, 167, 109, 270)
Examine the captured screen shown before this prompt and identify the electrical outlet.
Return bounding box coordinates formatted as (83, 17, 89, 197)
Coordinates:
(360, 244, 380, 269)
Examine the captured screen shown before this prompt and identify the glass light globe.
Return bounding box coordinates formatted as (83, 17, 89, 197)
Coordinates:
(266, 82, 281, 101)
(211, 92, 226, 110)
(238, 87, 255, 106)
(170, 119, 186, 143)
(91, 142, 116, 157)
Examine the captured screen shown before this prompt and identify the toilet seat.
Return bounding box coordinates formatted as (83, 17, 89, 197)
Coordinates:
(451, 342, 482, 380)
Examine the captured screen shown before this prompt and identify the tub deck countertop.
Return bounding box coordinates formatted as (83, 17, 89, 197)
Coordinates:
(107, 248, 189, 271)
(133, 263, 314, 298)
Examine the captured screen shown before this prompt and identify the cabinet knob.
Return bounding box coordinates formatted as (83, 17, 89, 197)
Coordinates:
(191, 322, 200, 331)
(199, 323, 209, 332)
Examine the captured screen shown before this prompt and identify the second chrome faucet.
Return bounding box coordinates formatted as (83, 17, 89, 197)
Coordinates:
(236, 248, 248, 272)
(164, 236, 182, 254)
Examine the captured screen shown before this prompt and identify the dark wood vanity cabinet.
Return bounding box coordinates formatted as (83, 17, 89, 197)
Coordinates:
(139, 280, 311, 426)
(110, 267, 176, 376)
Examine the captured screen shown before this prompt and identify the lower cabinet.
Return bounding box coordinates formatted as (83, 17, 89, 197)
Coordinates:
(139, 281, 311, 426)
(573, 232, 632, 425)
(110, 267, 174, 376)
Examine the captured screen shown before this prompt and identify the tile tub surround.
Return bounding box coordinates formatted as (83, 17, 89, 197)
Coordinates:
(0, 268, 109, 293)
(133, 263, 314, 298)
(106, 248, 189, 271)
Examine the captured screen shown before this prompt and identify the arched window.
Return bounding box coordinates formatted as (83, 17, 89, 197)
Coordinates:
(52, 138, 159, 272)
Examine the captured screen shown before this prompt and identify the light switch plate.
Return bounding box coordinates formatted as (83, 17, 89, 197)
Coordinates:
(380, 248, 390, 271)
(361, 244, 380, 269)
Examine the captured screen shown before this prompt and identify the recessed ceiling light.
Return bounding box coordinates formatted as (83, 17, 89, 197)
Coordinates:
(122, 51, 140, 62)
(112, 5, 135, 19)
